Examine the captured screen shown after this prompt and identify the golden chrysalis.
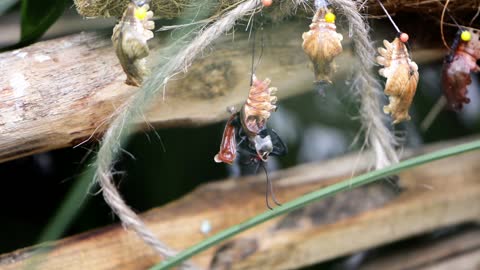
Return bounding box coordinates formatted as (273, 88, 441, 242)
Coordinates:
(302, 8, 343, 84)
(377, 37, 419, 124)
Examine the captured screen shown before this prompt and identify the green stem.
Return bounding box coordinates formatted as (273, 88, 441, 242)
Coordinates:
(36, 166, 94, 244)
(152, 139, 480, 269)
(23, 165, 95, 270)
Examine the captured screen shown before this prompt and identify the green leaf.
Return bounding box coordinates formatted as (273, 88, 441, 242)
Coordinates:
(20, 0, 67, 44)
(151, 139, 480, 269)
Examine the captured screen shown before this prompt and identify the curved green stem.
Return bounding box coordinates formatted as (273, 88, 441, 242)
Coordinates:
(151, 139, 480, 269)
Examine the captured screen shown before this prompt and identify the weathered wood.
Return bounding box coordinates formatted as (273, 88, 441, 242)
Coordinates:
(0, 137, 479, 270)
(419, 250, 480, 270)
(0, 20, 444, 163)
(0, 22, 312, 163)
(359, 227, 480, 270)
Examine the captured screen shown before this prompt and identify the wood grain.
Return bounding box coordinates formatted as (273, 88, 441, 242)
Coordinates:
(0, 137, 479, 270)
(0, 22, 315, 163)
(359, 227, 480, 270)
(0, 20, 444, 164)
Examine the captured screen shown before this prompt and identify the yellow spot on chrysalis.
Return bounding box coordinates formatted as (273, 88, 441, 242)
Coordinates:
(134, 7, 147, 20)
(461, 31, 471, 42)
(325, 12, 336, 23)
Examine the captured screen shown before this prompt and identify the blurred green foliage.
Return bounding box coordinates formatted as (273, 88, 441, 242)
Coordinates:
(20, 0, 68, 45)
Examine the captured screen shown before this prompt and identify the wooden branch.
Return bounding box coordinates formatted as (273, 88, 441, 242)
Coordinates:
(0, 22, 314, 163)
(0, 137, 479, 270)
(359, 227, 480, 270)
(0, 20, 444, 163)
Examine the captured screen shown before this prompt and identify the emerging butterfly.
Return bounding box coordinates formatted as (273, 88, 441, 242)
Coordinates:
(112, 0, 155, 86)
(214, 75, 287, 209)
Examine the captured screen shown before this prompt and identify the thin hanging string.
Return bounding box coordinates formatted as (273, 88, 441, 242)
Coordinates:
(376, 0, 414, 54)
(469, 6, 480, 26)
(314, 0, 329, 9)
(250, 13, 256, 86)
(376, 0, 401, 34)
(253, 12, 265, 77)
(249, 11, 265, 86)
(447, 13, 462, 29)
(440, 0, 456, 50)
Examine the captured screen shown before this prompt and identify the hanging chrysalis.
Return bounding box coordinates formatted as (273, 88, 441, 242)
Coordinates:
(376, 0, 419, 124)
(240, 76, 278, 138)
(111, 1, 154, 87)
(443, 28, 480, 110)
(214, 75, 287, 209)
(214, 75, 283, 164)
(302, 6, 343, 85)
(377, 35, 419, 124)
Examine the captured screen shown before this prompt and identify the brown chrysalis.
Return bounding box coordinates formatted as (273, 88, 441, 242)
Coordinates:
(443, 28, 480, 111)
(377, 36, 419, 124)
(302, 7, 343, 85)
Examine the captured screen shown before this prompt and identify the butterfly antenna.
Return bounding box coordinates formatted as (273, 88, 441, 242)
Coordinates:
(261, 162, 281, 209)
(265, 181, 273, 210)
(255, 162, 271, 209)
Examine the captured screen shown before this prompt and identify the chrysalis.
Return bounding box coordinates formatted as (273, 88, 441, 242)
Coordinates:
(214, 75, 282, 164)
(302, 7, 343, 84)
(443, 28, 480, 111)
(240, 75, 278, 138)
(111, 1, 154, 87)
(377, 36, 419, 124)
(214, 75, 287, 209)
